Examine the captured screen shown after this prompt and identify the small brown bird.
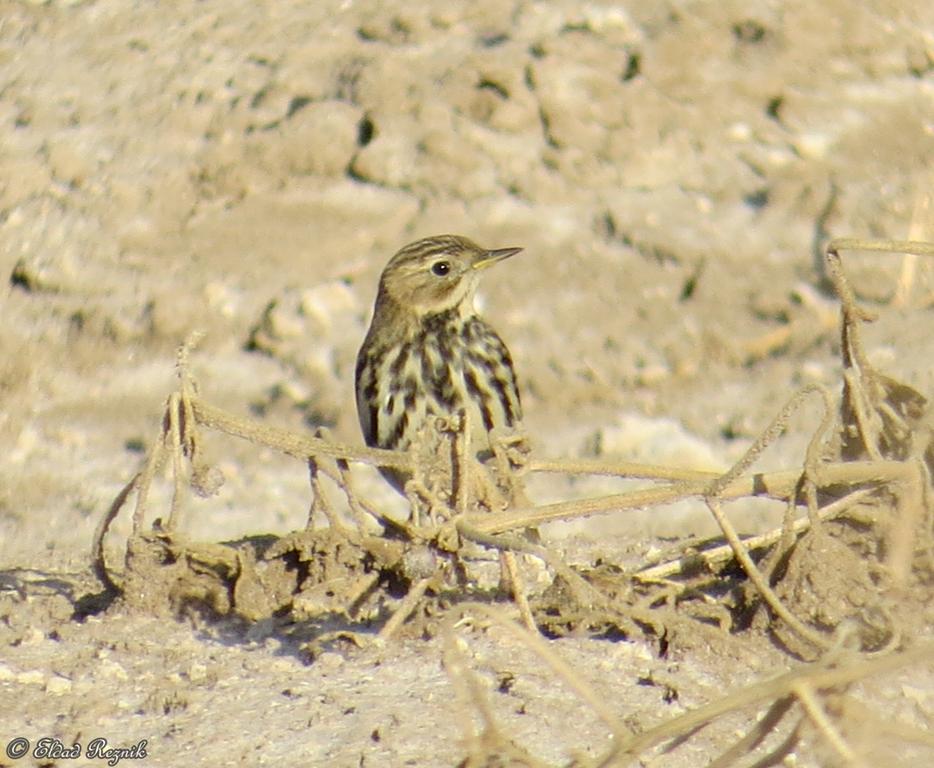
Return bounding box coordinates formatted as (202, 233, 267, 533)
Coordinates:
(355, 234, 523, 491)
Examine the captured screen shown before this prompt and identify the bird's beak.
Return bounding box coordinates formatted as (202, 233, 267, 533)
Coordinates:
(473, 246, 523, 270)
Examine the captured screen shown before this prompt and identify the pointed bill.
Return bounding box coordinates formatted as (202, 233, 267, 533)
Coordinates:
(472, 246, 523, 270)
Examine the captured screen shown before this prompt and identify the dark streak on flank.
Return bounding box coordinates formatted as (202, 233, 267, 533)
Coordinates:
(464, 368, 495, 431)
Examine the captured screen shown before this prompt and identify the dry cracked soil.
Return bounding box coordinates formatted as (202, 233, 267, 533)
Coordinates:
(2, 1, 934, 766)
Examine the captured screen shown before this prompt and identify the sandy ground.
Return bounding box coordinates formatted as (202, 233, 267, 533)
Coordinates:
(2, 1, 934, 766)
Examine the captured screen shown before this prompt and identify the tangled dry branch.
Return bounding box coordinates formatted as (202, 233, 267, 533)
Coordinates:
(90, 237, 934, 766)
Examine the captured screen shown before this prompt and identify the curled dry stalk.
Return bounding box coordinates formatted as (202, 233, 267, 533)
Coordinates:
(700, 384, 838, 654)
(92, 333, 411, 597)
(470, 239, 933, 641)
(824, 239, 934, 589)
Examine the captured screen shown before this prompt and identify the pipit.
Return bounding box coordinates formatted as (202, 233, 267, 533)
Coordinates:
(355, 234, 524, 499)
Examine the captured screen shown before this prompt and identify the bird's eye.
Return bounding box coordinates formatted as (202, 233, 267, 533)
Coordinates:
(431, 261, 451, 276)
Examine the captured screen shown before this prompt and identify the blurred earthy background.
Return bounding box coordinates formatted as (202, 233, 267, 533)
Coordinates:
(1, 1, 932, 765)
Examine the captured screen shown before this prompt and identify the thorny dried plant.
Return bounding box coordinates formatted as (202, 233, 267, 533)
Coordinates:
(92, 238, 934, 766)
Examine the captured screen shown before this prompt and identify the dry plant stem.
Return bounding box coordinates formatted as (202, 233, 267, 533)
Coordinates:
(886, 459, 927, 588)
(825, 241, 934, 451)
(615, 643, 934, 761)
(812, 182, 838, 286)
(405, 478, 439, 528)
(441, 620, 549, 768)
(171, 333, 202, 532)
(707, 384, 832, 498)
(825, 242, 882, 460)
(452, 605, 628, 768)
(445, 412, 536, 633)
(843, 369, 885, 463)
(894, 195, 933, 306)
(346, 486, 414, 537)
(91, 472, 140, 593)
(826, 238, 934, 584)
(529, 457, 720, 482)
(706, 695, 795, 768)
(454, 410, 471, 518)
(482, 607, 628, 747)
(472, 380, 877, 542)
(637, 488, 874, 581)
(131, 427, 167, 536)
(306, 459, 347, 534)
(792, 682, 860, 766)
(802, 385, 835, 526)
(701, 387, 841, 655)
(345, 574, 383, 623)
(762, 491, 802, 582)
(313, 451, 416, 536)
(803, 480, 821, 527)
(335, 457, 380, 532)
(377, 576, 431, 641)
(95, 389, 183, 587)
(190, 397, 412, 472)
(471, 460, 911, 534)
(489, 427, 521, 484)
(167, 392, 186, 531)
(457, 521, 608, 609)
(177, 330, 205, 374)
(442, 622, 497, 737)
(827, 238, 934, 261)
(179, 375, 198, 448)
(312, 427, 376, 530)
(756, 382, 830, 575)
(824, 239, 934, 344)
(705, 497, 831, 652)
(805, 643, 934, 688)
(919, 460, 934, 573)
(698, 380, 832, 586)
(823, 241, 879, 372)
(305, 460, 319, 530)
(502, 551, 537, 633)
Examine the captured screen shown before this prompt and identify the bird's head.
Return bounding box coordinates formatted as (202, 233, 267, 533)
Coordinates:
(376, 235, 521, 318)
